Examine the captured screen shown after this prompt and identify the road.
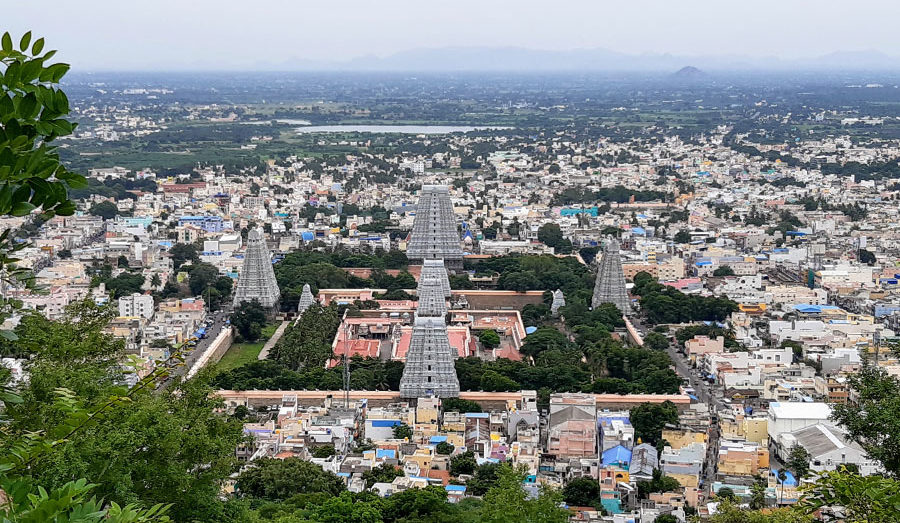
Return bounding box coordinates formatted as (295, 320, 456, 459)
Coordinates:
(164, 310, 228, 383)
(631, 316, 722, 489)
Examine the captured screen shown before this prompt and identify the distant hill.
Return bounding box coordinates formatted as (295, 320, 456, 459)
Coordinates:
(224, 46, 900, 72)
(673, 66, 705, 78)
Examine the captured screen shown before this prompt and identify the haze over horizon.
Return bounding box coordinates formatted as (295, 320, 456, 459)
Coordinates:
(7, 0, 900, 71)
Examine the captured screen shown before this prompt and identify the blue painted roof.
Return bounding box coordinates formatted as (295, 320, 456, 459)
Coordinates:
(371, 420, 401, 428)
(430, 436, 448, 444)
(376, 449, 396, 459)
(446, 485, 466, 492)
(772, 469, 798, 486)
(602, 444, 632, 466)
(793, 304, 840, 313)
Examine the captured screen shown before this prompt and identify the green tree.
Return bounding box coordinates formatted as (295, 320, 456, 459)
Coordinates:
(450, 450, 478, 476)
(717, 487, 738, 502)
(106, 272, 146, 296)
(268, 303, 340, 370)
(169, 242, 199, 269)
(630, 401, 679, 446)
(307, 492, 383, 523)
(442, 397, 483, 413)
(312, 445, 336, 458)
(467, 462, 503, 496)
(435, 441, 455, 455)
(89, 200, 119, 220)
(636, 469, 681, 498)
(1, 301, 242, 522)
(831, 366, 900, 476)
(673, 229, 691, 244)
(858, 248, 876, 265)
(380, 485, 449, 522)
(562, 477, 601, 507)
(787, 445, 811, 479)
(231, 299, 268, 341)
(235, 457, 345, 500)
(478, 464, 568, 523)
(0, 31, 170, 522)
(713, 265, 736, 277)
(537, 223, 564, 249)
(393, 423, 413, 440)
(362, 463, 404, 488)
(184, 262, 220, 297)
(656, 515, 678, 523)
(644, 331, 669, 351)
(479, 329, 501, 350)
(749, 476, 767, 510)
(520, 326, 570, 359)
(799, 467, 900, 522)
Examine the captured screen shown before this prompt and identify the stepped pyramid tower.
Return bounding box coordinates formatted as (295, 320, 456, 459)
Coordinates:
(400, 259, 459, 398)
(297, 283, 316, 314)
(407, 185, 464, 270)
(591, 239, 631, 315)
(421, 258, 452, 298)
(233, 228, 281, 308)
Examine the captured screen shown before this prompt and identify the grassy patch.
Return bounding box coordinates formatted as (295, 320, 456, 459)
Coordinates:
(215, 323, 279, 372)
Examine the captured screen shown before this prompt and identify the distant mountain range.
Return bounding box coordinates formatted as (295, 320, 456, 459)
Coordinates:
(259, 46, 900, 72)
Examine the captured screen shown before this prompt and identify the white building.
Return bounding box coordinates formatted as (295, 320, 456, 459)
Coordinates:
(118, 292, 155, 320)
(776, 424, 881, 476)
(767, 402, 832, 443)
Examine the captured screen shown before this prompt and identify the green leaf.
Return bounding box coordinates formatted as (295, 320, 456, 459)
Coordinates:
(32, 37, 45, 56)
(1, 32, 12, 52)
(19, 92, 39, 119)
(47, 63, 70, 83)
(0, 329, 18, 341)
(55, 200, 76, 216)
(10, 201, 36, 216)
(19, 31, 31, 52)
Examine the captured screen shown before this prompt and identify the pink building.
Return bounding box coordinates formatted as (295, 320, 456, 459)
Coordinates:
(685, 335, 725, 364)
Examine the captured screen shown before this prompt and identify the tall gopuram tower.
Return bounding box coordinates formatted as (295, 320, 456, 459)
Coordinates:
(421, 258, 452, 299)
(233, 228, 281, 309)
(591, 238, 631, 315)
(399, 259, 460, 398)
(297, 283, 316, 314)
(406, 185, 464, 271)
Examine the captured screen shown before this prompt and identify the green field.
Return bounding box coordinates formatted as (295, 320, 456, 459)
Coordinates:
(215, 324, 278, 372)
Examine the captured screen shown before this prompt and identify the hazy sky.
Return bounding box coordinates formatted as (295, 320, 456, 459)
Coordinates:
(6, 0, 900, 70)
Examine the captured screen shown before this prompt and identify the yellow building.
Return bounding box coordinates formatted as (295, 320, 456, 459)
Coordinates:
(718, 442, 769, 476)
(662, 429, 708, 450)
(719, 415, 769, 446)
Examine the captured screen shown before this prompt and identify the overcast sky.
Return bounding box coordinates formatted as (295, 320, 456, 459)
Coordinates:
(6, 0, 900, 70)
